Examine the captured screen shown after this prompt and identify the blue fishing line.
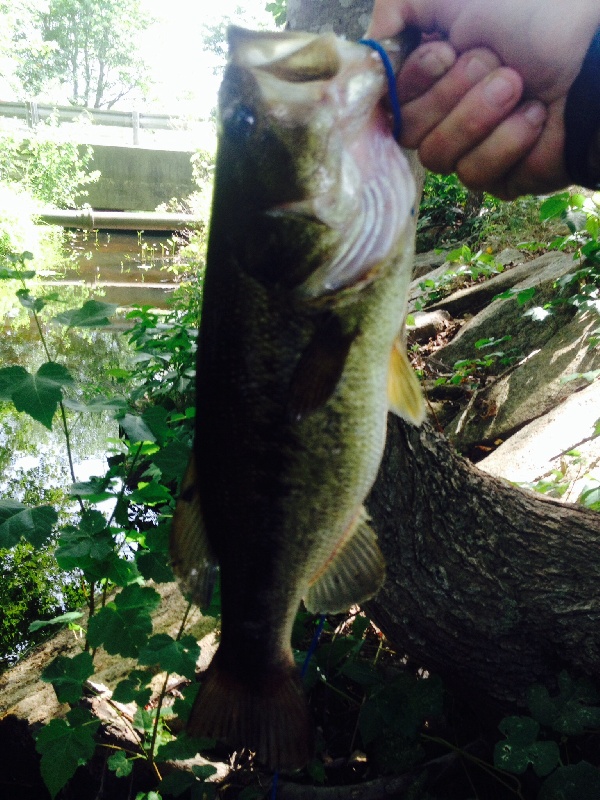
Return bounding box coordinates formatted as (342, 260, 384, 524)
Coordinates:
(301, 613, 327, 678)
(270, 614, 327, 800)
(358, 38, 403, 140)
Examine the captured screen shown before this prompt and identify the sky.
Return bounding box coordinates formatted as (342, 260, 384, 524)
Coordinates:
(0, 0, 277, 151)
(140, 0, 276, 117)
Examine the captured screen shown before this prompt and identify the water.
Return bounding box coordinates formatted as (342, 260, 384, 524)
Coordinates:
(0, 228, 193, 503)
(48, 230, 183, 309)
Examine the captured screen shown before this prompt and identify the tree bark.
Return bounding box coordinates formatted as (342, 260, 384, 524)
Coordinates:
(288, 0, 600, 709)
(366, 418, 600, 706)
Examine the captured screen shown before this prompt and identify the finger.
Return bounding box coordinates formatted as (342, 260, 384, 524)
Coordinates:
(367, 1, 409, 39)
(488, 101, 570, 199)
(396, 41, 457, 103)
(455, 101, 547, 192)
(399, 49, 504, 148)
(417, 66, 524, 173)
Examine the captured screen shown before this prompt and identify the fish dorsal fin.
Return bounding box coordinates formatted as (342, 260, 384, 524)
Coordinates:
(304, 508, 385, 614)
(388, 337, 426, 425)
(287, 314, 357, 421)
(170, 454, 218, 608)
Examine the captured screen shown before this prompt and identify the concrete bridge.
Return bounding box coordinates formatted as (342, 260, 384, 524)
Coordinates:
(82, 144, 197, 212)
(0, 101, 207, 212)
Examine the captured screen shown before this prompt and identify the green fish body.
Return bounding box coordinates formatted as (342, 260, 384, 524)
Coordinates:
(171, 26, 424, 770)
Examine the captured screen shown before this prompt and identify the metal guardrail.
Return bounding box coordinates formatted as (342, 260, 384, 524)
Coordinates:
(0, 100, 197, 145)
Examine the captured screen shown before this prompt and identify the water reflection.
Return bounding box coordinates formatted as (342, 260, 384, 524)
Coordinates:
(45, 230, 183, 309)
(0, 229, 187, 509)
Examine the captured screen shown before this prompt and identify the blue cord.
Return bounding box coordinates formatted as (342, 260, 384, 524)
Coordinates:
(270, 614, 327, 800)
(358, 38, 403, 140)
(301, 613, 327, 678)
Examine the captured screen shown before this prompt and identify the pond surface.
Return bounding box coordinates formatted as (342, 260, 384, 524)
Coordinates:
(47, 230, 183, 309)
(0, 228, 194, 503)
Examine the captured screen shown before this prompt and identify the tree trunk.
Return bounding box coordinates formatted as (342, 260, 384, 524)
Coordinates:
(366, 418, 600, 706)
(288, 0, 600, 709)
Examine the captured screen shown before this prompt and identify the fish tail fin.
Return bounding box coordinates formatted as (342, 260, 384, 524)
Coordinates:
(187, 655, 313, 771)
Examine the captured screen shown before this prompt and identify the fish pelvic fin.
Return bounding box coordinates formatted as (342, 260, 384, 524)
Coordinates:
(287, 313, 357, 421)
(170, 454, 218, 608)
(187, 656, 312, 771)
(304, 509, 385, 614)
(387, 336, 426, 425)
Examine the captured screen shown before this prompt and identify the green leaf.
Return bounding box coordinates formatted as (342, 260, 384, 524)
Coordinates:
(55, 511, 113, 570)
(0, 267, 36, 280)
(151, 441, 192, 483)
(527, 673, 600, 735)
(130, 481, 172, 506)
(137, 551, 174, 583)
(516, 287, 536, 306)
(159, 769, 196, 797)
(155, 733, 215, 761)
(338, 659, 381, 687)
(538, 762, 600, 800)
(172, 682, 201, 724)
(17, 288, 46, 312)
(7, 361, 74, 429)
(36, 711, 100, 798)
(138, 634, 200, 679)
(29, 611, 84, 633)
(52, 299, 118, 328)
(0, 499, 57, 548)
(0, 365, 29, 401)
(494, 716, 560, 776)
(119, 412, 156, 443)
(87, 584, 161, 658)
(193, 764, 217, 780)
(41, 652, 94, 704)
(112, 670, 153, 704)
(70, 477, 115, 503)
(539, 193, 570, 222)
(107, 750, 134, 777)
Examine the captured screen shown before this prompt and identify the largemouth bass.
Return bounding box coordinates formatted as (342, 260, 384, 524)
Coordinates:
(171, 25, 424, 771)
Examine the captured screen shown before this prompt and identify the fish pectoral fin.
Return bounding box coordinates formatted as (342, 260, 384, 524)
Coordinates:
(304, 509, 385, 614)
(170, 453, 218, 609)
(287, 313, 357, 421)
(388, 336, 426, 425)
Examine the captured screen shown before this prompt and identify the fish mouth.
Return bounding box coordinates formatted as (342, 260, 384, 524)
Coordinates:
(225, 27, 418, 299)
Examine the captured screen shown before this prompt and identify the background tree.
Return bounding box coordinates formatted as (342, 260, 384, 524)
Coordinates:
(11, 0, 153, 108)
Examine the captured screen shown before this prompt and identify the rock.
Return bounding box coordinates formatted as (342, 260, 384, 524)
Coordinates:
(446, 310, 600, 450)
(425, 251, 551, 317)
(407, 309, 454, 343)
(430, 252, 578, 371)
(478, 379, 600, 493)
(412, 249, 448, 279)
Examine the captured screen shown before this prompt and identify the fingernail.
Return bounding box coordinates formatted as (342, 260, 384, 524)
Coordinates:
(523, 101, 547, 126)
(465, 56, 491, 84)
(483, 74, 516, 106)
(419, 44, 456, 78)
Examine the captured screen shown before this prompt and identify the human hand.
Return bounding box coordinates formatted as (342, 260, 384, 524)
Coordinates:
(370, 0, 600, 198)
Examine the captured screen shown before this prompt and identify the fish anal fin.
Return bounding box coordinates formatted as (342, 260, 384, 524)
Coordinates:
(304, 509, 385, 614)
(388, 336, 426, 425)
(287, 313, 356, 421)
(187, 655, 312, 771)
(171, 454, 218, 609)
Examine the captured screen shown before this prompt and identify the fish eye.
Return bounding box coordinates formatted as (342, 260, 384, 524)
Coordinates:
(223, 104, 256, 140)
